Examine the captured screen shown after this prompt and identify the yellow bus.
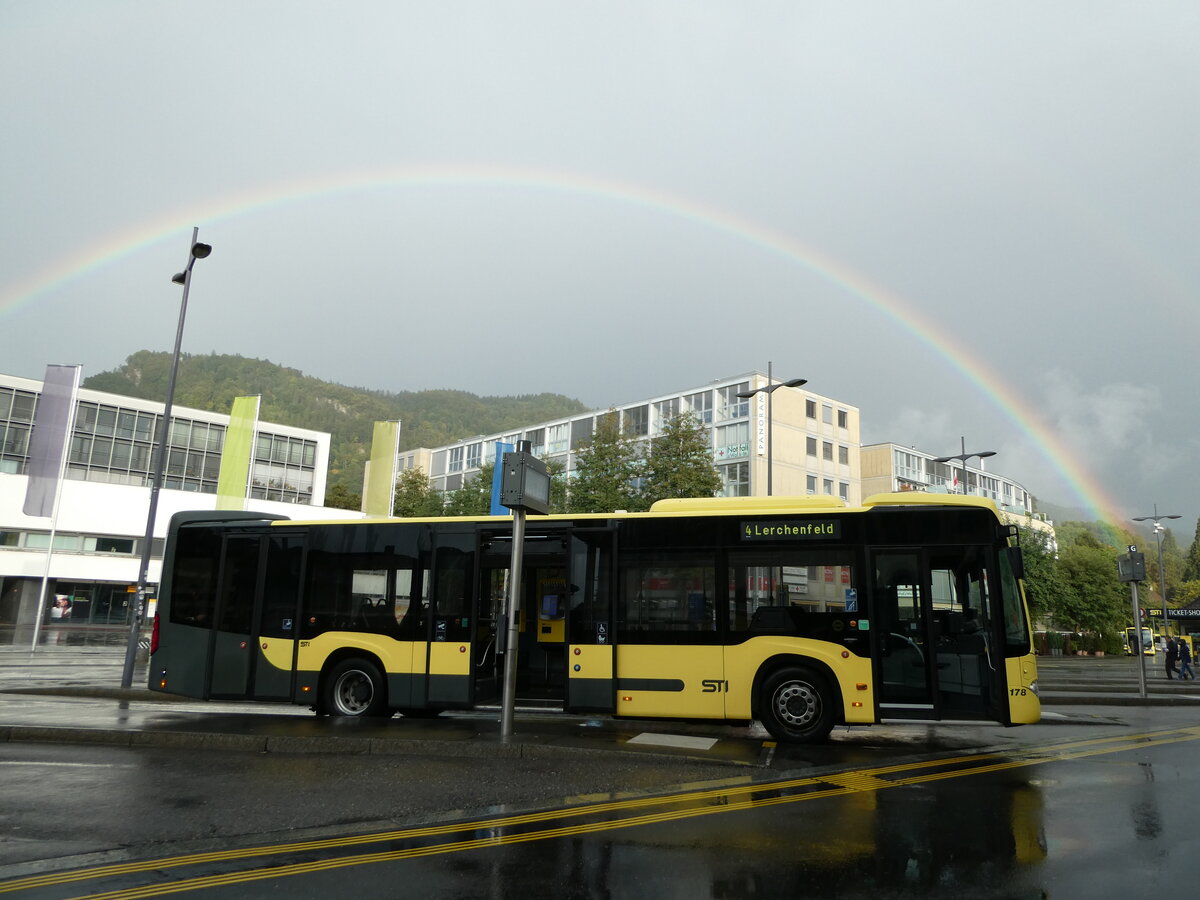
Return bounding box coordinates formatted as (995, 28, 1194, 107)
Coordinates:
(149, 492, 1040, 743)
(1125, 627, 1155, 656)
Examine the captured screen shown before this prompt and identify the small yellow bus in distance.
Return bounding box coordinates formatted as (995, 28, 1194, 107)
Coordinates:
(1125, 627, 1155, 656)
(149, 493, 1039, 743)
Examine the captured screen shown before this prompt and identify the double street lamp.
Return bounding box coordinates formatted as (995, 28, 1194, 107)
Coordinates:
(932, 436, 996, 495)
(737, 362, 806, 496)
(1132, 505, 1182, 638)
(121, 228, 212, 688)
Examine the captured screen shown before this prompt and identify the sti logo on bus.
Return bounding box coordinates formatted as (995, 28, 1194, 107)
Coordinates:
(702, 679, 728, 693)
(741, 520, 841, 540)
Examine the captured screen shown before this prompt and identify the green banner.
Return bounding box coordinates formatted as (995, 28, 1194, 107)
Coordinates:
(363, 420, 401, 516)
(216, 396, 259, 510)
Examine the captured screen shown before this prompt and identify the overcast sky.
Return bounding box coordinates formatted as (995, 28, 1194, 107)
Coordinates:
(2, 2, 1197, 538)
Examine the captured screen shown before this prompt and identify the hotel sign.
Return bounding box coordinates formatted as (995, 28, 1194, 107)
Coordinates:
(752, 392, 767, 456)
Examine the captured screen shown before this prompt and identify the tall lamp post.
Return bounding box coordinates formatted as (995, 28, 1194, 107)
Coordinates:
(121, 228, 211, 688)
(737, 362, 806, 496)
(1132, 505, 1181, 640)
(931, 436, 996, 496)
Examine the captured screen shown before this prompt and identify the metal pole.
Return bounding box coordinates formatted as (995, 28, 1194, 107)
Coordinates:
(121, 227, 199, 688)
(500, 507, 526, 741)
(1155, 524, 1168, 641)
(1131, 582, 1147, 699)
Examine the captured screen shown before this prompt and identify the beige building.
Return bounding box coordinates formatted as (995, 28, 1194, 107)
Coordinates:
(860, 441, 1054, 537)
(415, 372, 862, 503)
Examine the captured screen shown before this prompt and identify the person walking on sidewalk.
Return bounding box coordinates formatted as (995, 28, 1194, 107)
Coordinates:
(1179, 638, 1194, 680)
(1165, 636, 1178, 679)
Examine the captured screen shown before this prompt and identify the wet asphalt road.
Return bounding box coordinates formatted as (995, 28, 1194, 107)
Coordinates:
(4, 643, 1200, 896)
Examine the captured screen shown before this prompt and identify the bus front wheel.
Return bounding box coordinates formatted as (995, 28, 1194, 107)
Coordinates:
(323, 658, 389, 717)
(760, 666, 834, 744)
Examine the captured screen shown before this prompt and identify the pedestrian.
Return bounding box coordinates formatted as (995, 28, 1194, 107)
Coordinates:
(1165, 636, 1178, 680)
(1179, 638, 1194, 681)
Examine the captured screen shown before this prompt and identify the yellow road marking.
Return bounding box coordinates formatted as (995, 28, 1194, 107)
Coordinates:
(5, 726, 1199, 898)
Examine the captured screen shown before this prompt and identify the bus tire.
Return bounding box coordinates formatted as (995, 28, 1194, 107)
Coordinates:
(323, 658, 389, 717)
(760, 665, 834, 744)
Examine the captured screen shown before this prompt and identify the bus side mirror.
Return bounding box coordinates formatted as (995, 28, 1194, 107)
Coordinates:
(1006, 546, 1025, 581)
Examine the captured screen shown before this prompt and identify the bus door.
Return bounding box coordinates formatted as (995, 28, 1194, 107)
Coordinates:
(565, 529, 616, 713)
(424, 527, 475, 707)
(474, 528, 571, 708)
(873, 548, 999, 721)
(209, 530, 305, 701)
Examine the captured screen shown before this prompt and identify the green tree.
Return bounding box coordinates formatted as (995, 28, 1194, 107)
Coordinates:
(546, 459, 568, 513)
(443, 463, 495, 517)
(1052, 533, 1128, 635)
(1155, 527, 1187, 605)
(1184, 519, 1200, 583)
(640, 412, 721, 506)
(568, 411, 642, 513)
(393, 467, 444, 517)
(1015, 525, 1065, 625)
(323, 483, 361, 511)
(1175, 579, 1200, 607)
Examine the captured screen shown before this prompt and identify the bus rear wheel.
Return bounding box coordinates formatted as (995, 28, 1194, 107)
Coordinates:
(323, 658, 388, 717)
(760, 666, 834, 744)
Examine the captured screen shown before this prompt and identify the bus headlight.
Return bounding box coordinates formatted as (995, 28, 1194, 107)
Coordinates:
(1028, 679, 1039, 696)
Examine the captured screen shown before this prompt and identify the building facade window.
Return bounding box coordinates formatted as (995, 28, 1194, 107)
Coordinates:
(837, 409, 849, 429)
(838, 445, 849, 465)
(547, 424, 569, 454)
(714, 422, 748, 460)
(894, 449, 923, 483)
(654, 398, 679, 424)
(806, 436, 817, 456)
(466, 442, 482, 470)
(448, 446, 464, 473)
(624, 406, 649, 437)
(806, 399, 816, 419)
(716, 384, 749, 421)
(526, 428, 546, 455)
(684, 391, 713, 424)
(822, 441, 833, 462)
(719, 461, 750, 496)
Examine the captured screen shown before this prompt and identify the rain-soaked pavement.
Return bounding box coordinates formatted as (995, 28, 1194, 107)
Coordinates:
(3, 635, 1200, 896)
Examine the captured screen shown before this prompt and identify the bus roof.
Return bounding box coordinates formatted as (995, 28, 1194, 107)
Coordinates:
(249, 491, 1001, 529)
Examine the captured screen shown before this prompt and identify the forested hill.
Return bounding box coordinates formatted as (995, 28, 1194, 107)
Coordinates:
(83, 351, 589, 493)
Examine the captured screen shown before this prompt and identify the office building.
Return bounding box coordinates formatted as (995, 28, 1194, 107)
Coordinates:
(423, 372, 862, 503)
(0, 372, 357, 636)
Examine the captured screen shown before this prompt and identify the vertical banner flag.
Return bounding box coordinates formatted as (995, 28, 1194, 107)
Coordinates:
(490, 441, 515, 516)
(216, 396, 260, 510)
(363, 420, 402, 516)
(23, 364, 81, 517)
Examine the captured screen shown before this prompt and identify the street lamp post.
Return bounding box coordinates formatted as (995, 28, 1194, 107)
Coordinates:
(1132, 505, 1182, 640)
(120, 228, 212, 688)
(736, 361, 806, 496)
(931, 436, 996, 496)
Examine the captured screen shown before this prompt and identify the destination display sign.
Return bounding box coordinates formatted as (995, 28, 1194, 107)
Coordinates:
(741, 520, 841, 540)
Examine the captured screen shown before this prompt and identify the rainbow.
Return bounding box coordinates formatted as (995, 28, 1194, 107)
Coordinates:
(0, 163, 1126, 525)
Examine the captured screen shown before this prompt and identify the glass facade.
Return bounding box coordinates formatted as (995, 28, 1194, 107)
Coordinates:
(0, 384, 319, 504)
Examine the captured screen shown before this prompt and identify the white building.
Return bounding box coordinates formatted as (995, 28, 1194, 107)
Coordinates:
(422, 372, 863, 503)
(860, 442, 1054, 537)
(0, 372, 359, 636)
